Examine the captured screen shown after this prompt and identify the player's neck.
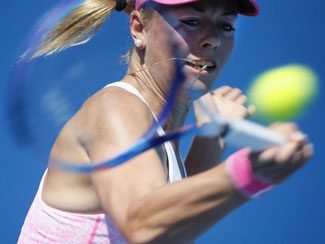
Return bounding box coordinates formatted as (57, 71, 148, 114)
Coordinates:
(125, 55, 191, 131)
(122, 75, 190, 132)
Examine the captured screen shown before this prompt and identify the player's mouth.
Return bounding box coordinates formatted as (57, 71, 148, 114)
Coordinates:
(185, 60, 216, 74)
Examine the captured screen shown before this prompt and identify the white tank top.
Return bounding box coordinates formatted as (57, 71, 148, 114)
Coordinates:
(105, 82, 187, 182)
(18, 82, 187, 244)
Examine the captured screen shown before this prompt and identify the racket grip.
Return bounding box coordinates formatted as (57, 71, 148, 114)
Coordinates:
(223, 119, 287, 152)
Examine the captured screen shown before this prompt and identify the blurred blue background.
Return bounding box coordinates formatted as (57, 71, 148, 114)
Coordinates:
(1, 0, 324, 243)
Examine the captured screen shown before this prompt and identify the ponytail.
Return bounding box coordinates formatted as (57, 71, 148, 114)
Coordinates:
(34, 0, 135, 58)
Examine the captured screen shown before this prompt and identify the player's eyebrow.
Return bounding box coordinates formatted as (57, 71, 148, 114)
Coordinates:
(220, 11, 237, 17)
(190, 3, 237, 16)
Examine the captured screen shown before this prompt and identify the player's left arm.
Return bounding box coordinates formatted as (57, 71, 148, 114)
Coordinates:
(185, 86, 255, 176)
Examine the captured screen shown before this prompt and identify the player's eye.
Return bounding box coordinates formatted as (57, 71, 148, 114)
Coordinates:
(181, 19, 201, 27)
(218, 22, 236, 32)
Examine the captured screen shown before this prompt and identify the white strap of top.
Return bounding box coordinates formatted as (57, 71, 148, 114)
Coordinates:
(105, 82, 186, 181)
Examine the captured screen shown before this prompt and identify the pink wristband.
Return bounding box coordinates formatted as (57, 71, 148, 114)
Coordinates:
(226, 148, 276, 199)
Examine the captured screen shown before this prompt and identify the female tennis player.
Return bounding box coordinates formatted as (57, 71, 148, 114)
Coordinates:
(18, 0, 313, 243)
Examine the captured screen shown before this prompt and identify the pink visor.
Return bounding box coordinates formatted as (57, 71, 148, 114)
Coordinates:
(136, 0, 259, 16)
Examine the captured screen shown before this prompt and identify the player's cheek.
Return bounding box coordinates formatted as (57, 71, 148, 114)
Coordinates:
(222, 35, 235, 57)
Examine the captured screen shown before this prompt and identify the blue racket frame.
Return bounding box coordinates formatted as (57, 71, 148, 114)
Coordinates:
(7, 0, 227, 173)
(7, 0, 284, 173)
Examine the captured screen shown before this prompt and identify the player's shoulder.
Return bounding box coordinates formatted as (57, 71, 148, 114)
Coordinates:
(74, 83, 154, 133)
(87, 84, 151, 115)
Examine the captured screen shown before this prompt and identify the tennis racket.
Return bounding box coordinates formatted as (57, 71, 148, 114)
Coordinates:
(7, 0, 287, 173)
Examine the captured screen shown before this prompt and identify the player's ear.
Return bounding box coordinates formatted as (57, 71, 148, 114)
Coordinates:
(130, 11, 146, 49)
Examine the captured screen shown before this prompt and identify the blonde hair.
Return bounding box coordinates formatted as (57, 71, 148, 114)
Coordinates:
(33, 0, 136, 58)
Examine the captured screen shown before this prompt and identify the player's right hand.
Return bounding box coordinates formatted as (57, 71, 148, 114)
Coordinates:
(249, 122, 314, 184)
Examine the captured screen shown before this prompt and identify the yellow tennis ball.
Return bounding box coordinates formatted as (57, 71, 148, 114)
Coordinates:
(248, 64, 318, 121)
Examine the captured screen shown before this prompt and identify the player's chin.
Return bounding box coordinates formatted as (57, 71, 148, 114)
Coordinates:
(185, 79, 214, 101)
(179, 68, 217, 100)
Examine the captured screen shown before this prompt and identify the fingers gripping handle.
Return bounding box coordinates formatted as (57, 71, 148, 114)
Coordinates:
(195, 95, 286, 152)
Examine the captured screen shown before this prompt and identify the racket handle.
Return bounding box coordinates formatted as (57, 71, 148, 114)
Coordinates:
(224, 119, 287, 152)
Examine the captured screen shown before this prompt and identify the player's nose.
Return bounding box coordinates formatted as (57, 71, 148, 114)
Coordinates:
(200, 33, 222, 50)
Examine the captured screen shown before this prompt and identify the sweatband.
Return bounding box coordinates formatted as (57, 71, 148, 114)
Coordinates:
(226, 148, 276, 199)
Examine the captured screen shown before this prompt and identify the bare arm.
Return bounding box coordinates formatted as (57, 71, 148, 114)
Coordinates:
(124, 164, 247, 244)
(185, 136, 225, 176)
(78, 89, 247, 244)
(185, 87, 253, 175)
(79, 89, 312, 244)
